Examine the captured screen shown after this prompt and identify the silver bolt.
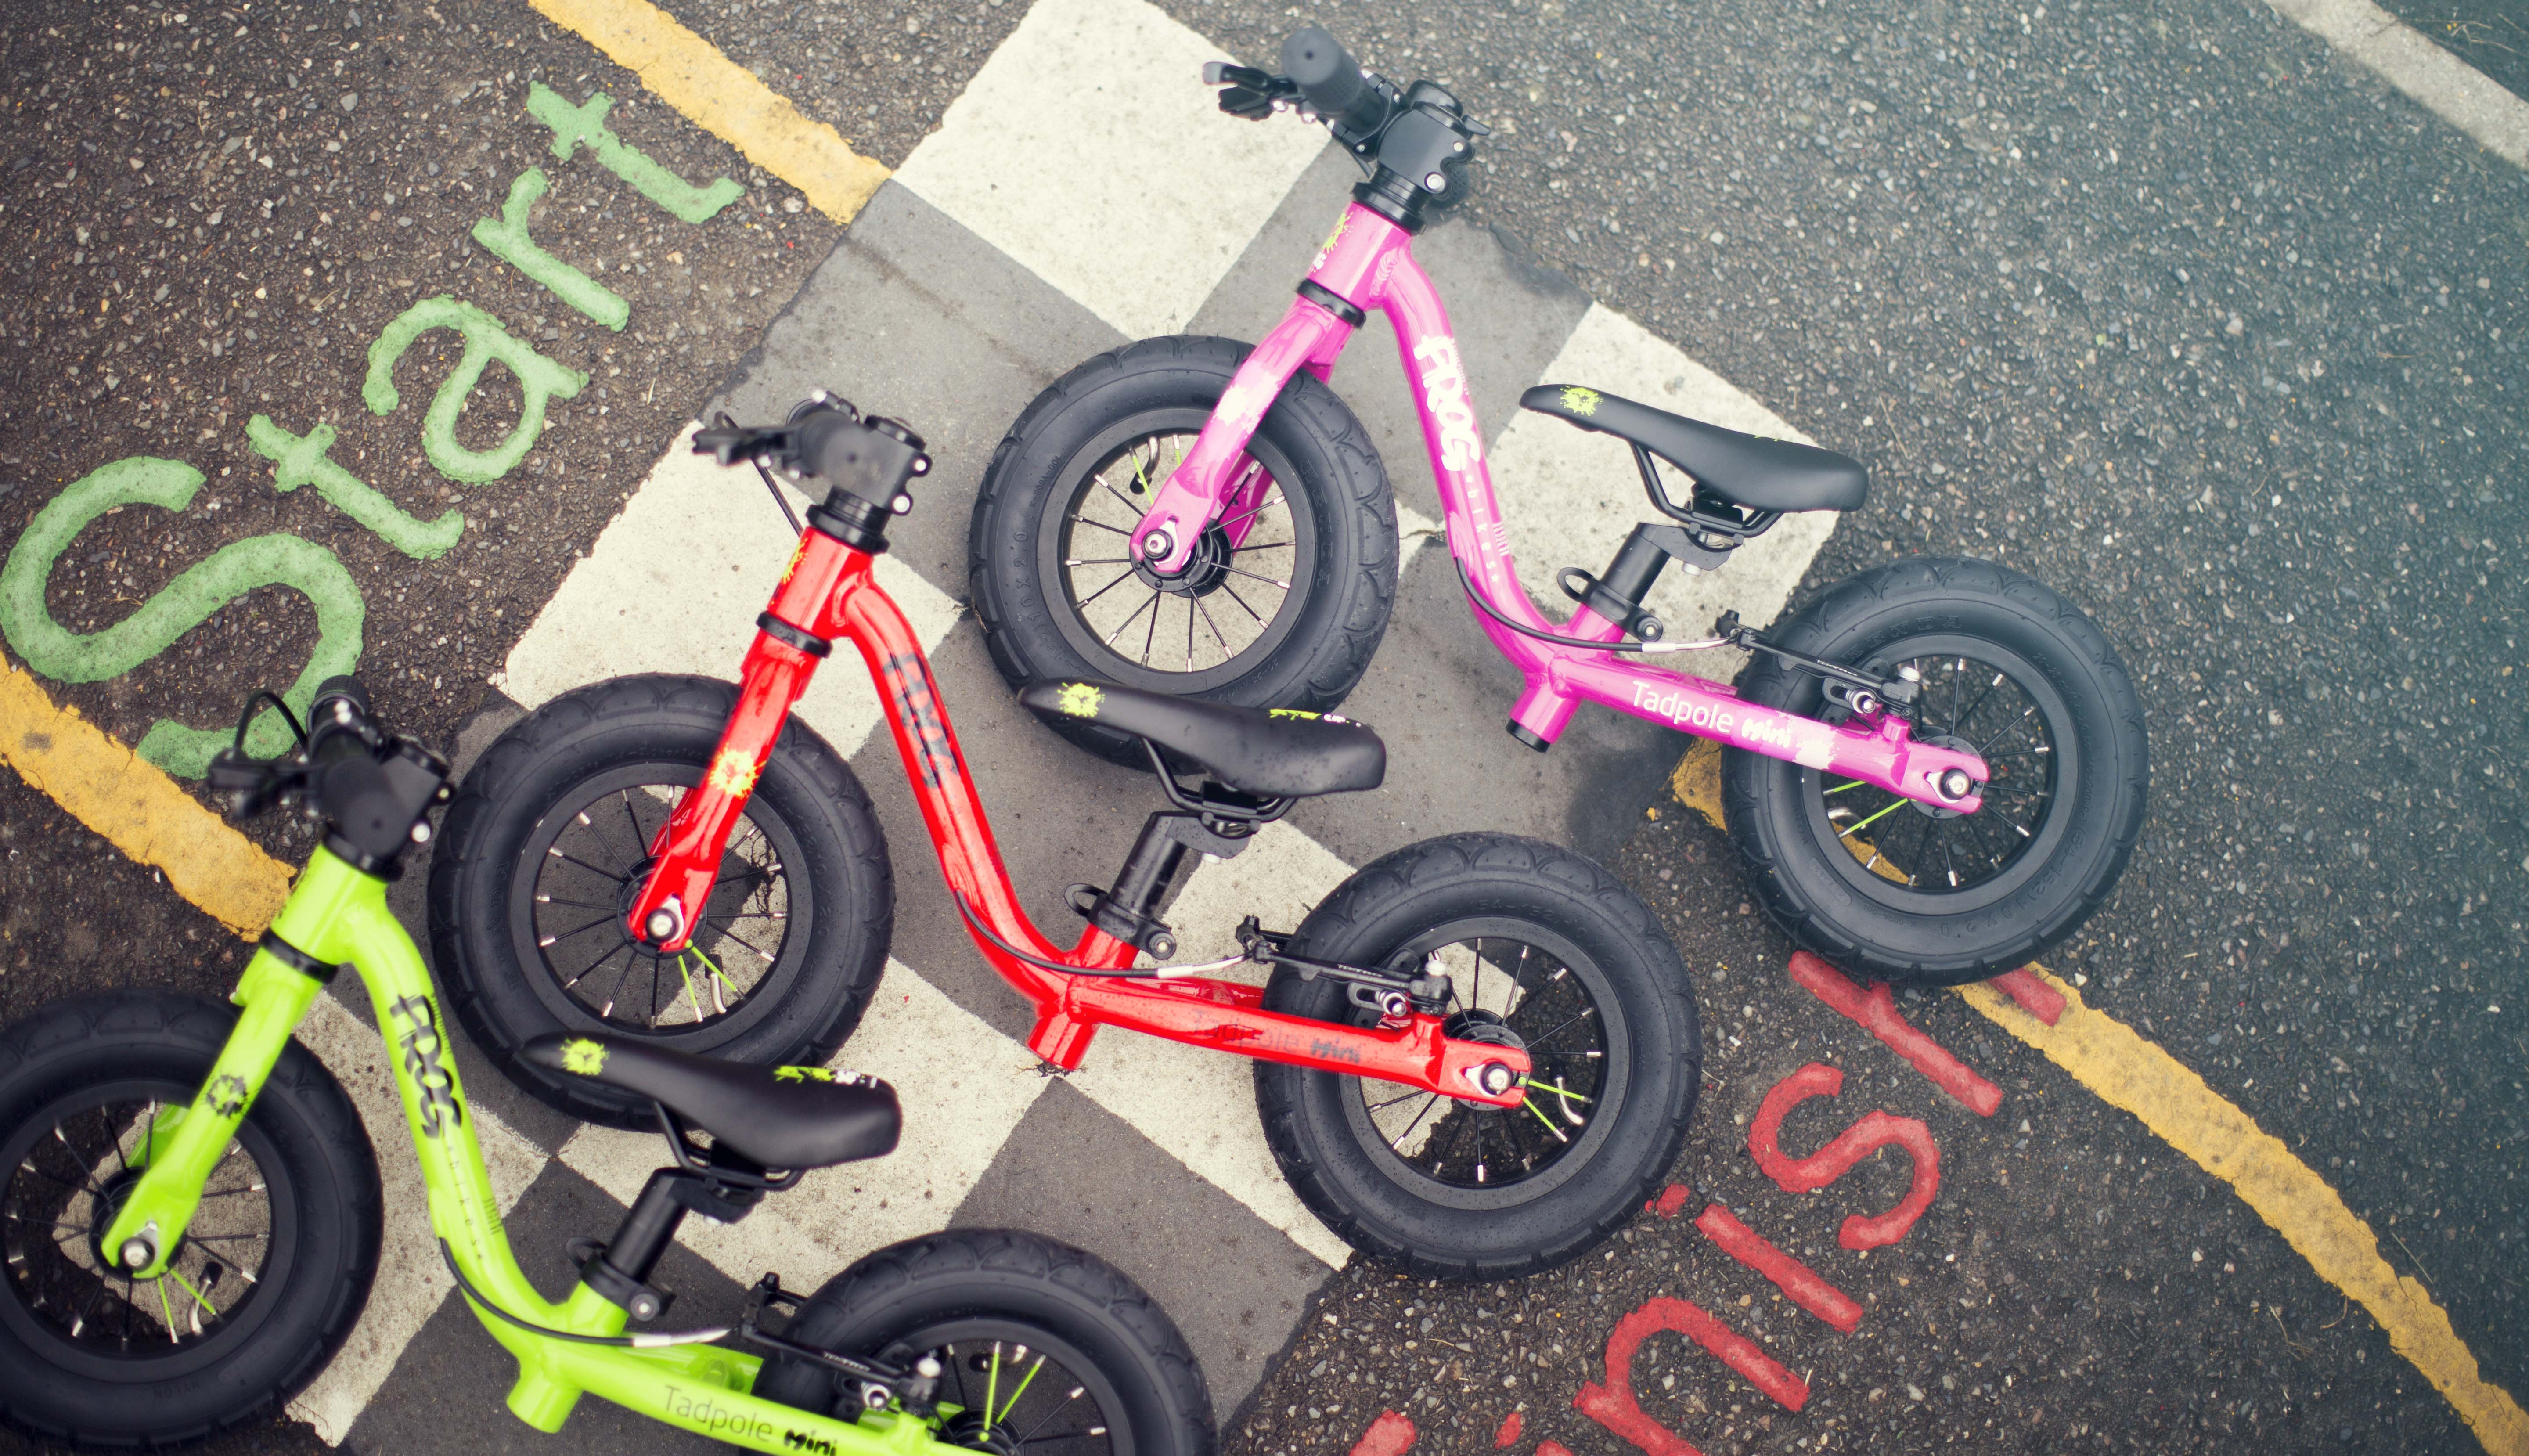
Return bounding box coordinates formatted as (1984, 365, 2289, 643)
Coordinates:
(1851, 692, 1878, 716)
(1897, 664, 1923, 682)
(1424, 171, 1448, 191)
(645, 906, 681, 942)
(1940, 768, 1973, 799)
(1148, 933, 1176, 959)
(1480, 1062, 1515, 1096)
(409, 821, 432, 844)
(1141, 528, 1174, 562)
(119, 1237, 155, 1271)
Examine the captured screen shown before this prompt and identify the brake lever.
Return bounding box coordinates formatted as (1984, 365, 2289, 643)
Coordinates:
(1202, 61, 1299, 119)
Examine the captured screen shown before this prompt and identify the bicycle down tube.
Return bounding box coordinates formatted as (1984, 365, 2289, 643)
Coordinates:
(96, 850, 947, 1455)
(625, 522, 1531, 1109)
(1126, 201, 1989, 813)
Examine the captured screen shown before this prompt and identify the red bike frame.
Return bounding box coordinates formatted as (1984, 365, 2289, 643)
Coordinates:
(624, 523, 1531, 1109)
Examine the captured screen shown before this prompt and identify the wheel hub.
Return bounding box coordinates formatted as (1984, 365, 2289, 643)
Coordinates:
(1443, 1009, 1527, 1105)
(1131, 522, 1236, 598)
(1906, 732, 1977, 820)
(86, 1167, 143, 1271)
(938, 1409, 1021, 1455)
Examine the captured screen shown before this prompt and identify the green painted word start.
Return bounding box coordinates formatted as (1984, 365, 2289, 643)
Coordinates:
(0, 86, 740, 775)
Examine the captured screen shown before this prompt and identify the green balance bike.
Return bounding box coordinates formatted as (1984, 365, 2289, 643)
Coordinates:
(0, 679, 1214, 1454)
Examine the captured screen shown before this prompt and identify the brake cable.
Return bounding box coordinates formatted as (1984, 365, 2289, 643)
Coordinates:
(437, 1240, 729, 1349)
(1452, 557, 1727, 654)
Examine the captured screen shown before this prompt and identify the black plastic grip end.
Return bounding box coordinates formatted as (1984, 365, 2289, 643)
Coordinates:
(1281, 28, 1384, 134)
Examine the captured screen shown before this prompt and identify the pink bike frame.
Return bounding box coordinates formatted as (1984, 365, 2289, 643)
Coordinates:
(1128, 202, 1988, 811)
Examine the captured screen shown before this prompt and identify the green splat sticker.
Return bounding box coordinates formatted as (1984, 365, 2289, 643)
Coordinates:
(1560, 386, 1602, 417)
(772, 1065, 834, 1083)
(559, 1038, 609, 1076)
(0, 457, 366, 777)
(364, 296, 589, 485)
(1055, 682, 1104, 719)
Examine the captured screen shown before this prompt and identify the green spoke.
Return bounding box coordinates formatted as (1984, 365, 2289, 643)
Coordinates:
(1823, 777, 1872, 795)
(1525, 1080, 1594, 1105)
(994, 1350, 1047, 1425)
(984, 1342, 1002, 1435)
(1837, 797, 1908, 840)
(1522, 1096, 1570, 1142)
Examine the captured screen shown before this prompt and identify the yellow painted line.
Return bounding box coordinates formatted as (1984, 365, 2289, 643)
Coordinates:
(1958, 970, 2529, 1456)
(1665, 749, 2527, 1455)
(526, 0, 891, 223)
(1670, 736, 1725, 826)
(0, 655, 291, 939)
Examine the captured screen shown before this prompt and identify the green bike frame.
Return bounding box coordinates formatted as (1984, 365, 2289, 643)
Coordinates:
(97, 847, 955, 1454)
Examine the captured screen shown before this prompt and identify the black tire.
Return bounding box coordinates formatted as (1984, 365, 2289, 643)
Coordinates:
(969, 335, 1397, 766)
(1721, 556, 2149, 987)
(0, 993, 381, 1450)
(427, 674, 893, 1127)
(753, 1229, 1214, 1456)
(1253, 834, 1701, 1279)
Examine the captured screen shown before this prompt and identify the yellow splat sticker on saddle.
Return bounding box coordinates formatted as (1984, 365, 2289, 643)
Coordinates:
(1267, 709, 1322, 720)
(1055, 682, 1104, 719)
(772, 1065, 834, 1083)
(559, 1038, 608, 1077)
(1559, 386, 1602, 417)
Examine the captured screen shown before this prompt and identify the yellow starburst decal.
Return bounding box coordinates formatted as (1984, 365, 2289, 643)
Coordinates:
(773, 1065, 834, 1082)
(1267, 708, 1321, 720)
(707, 750, 761, 796)
(1560, 386, 1602, 418)
(1055, 682, 1104, 719)
(778, 541, 807, 587)
(559, 1038, 608, 1076)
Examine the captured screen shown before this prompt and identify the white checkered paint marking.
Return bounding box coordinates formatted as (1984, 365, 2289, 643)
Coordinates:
(366, 0, 1849, 1434)
(893, 0, 1326, 340)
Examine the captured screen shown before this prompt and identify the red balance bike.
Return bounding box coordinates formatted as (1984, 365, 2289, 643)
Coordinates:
(429, 400, 1701, 1278)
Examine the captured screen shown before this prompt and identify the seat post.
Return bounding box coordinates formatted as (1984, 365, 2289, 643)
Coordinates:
(580, 1168, 693, 1316)
(1077, 811, 1254, 958)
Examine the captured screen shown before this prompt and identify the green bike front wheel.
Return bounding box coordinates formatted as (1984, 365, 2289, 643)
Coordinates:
(0, 993, 381, 1450)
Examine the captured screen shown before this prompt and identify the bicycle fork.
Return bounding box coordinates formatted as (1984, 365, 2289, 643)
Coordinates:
(626, 527, 854, 954)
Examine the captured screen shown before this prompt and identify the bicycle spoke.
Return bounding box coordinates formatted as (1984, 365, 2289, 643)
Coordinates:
(1065, 513, 1130, 536)
(1074, 567, 1137, 611)
(1101, 589, 1160, 648)
(1218, 578, 1266, 624)
(544, 848, 629, 883)
(1219, 563, 1291, 590)
(536, 914, 620, 951)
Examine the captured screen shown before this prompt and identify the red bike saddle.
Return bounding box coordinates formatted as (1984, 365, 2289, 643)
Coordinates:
(1018, 680, 1386, 799)
(521, 1032, 901, 1169)
(1521, 383, 1870, 515)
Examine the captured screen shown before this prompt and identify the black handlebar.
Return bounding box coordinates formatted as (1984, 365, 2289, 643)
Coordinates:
(692, 397, 932, 549)
(206, 676, 452, 875)
(1279, 28, 1389, 136)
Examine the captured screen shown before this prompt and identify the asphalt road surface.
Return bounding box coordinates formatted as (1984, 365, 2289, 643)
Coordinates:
(1, 0, 2522, 1454)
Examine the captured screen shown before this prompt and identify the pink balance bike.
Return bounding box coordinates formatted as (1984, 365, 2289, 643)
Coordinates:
(967, 28, 2148, 987)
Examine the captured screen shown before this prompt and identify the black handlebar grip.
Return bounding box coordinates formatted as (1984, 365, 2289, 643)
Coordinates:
(793, 407, 930, 510)
(1281, 28, 1385, 135)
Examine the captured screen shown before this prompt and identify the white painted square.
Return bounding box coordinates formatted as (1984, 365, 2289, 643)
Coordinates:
(1485, 304, 1841, 662)
(893, 0, 1327, 339)
(287, 994, 545, 1445)
(555, 959, 1049, 1289)
(501, 425, 964, 757)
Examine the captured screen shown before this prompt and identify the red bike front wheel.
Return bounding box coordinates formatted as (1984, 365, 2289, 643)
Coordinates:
(427, 674, 895, 1127)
